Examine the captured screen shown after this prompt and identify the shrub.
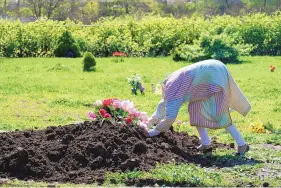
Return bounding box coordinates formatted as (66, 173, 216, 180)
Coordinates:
(172, 43, 206, 62)
(48, 63, 70, 71)
(82, 52, 96, 71)
(54, 31, 81, 58)
(173, 33, 252, 63)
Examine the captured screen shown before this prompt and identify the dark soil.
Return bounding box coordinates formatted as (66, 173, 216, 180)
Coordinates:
(0, 121, 229, 185)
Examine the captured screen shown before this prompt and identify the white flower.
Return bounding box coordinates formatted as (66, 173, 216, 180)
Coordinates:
(93, 100, 103, 107)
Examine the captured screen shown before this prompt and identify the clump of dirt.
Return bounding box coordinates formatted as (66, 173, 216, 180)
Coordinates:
(0, 121, 229, 184)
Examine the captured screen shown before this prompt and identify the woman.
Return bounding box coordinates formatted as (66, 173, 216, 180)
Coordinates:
(141, 59, 251, 155)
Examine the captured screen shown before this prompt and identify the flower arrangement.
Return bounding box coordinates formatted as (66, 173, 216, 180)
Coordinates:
(127, 74, 145, 95)
(88, 98, 148, 126)
(270, 65, 276, 72)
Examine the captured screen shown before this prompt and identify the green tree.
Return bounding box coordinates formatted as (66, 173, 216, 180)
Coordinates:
(26, 0, 44, 18)
(44, 0, 65, 19)
(82, 0, 99, 24)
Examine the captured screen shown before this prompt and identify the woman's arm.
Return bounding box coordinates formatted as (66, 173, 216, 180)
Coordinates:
(145, 99, 166, 128)
(147, 98, 184, 137)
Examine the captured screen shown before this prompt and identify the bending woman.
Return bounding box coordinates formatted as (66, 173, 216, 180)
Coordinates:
(141, 59, 251, 155)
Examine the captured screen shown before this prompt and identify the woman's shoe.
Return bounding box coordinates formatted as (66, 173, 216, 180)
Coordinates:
(196, 144, 212, 151)
(236, 144, 250, 156)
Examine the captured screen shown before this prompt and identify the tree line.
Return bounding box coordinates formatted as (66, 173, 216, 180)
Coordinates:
(0, 0, 281, 23)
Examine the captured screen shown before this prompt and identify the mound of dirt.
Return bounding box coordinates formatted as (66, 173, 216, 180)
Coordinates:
(0, 121, 229, 184)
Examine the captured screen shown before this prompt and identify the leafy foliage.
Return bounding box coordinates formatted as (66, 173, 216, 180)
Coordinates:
(0, 13, 281, 58)
(173, 33, 252, 63)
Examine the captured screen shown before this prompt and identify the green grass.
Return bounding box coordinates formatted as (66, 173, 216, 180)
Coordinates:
(0, 56, 281, 186)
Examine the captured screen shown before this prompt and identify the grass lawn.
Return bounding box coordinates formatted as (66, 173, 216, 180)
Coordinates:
(0, 56, 281, 186)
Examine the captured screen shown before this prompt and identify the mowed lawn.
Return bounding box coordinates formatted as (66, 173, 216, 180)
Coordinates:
(0, 57, 280, 134)
(0, 56, 281, 186)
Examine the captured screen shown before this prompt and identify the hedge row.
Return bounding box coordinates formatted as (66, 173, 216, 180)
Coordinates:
(1, 13, 281, 58)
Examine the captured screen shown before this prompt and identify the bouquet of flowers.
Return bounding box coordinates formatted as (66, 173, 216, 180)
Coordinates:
(127, 74, 145, 95)
(88, 98, 149, 126)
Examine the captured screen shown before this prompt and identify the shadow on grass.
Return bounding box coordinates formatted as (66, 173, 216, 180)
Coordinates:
(172, 150, 263, 168)
(225, 59, 252, 65)
(200, 153, 262, 167)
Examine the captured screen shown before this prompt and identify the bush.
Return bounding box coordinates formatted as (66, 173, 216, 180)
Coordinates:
(54, 31, 81, 58)
(204, 34, 239, 62)
(172, 43, 206, 62)
(82, 52, 96, 71)
(173, 33, 252, 63)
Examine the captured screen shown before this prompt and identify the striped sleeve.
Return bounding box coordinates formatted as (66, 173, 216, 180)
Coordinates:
(151, 99, 166, 120)
(165, 98, 184, 119)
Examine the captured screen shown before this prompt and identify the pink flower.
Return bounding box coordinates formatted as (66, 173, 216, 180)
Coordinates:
(104, 113, 112, 119)
(139, 112, 148, 122)
(121, 100, 130, 111)
(134, 111, 141, 117)
(112, 100, 121, 109)
(123, 101, 135, 113)
(127, 107, 135, 114)
(128, 108, 140, 118)
(88, 111, 96, 120)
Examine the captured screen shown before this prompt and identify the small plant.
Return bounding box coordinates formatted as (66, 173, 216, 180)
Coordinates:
(48, 63, 70, 71)
(127, 74, 145, 95)
(54, 31, 81, 58)
(112, 58, 124, 63)
(266, 134, 281, 145)
(82, 52, 96, 71)
(248, 121, 272, 134)
(88, 98, 148, 126)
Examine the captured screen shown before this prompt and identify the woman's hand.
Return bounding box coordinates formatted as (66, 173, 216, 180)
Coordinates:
(139, 123, 150, 137)
(142, 128, 150, 137)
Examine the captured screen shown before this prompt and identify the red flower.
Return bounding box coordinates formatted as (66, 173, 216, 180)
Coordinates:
(104, 113, 112, 119)
(112, 52, 127, 57)
(125, 117, 133, 124)
(99, 109, 107, 117)
(270, 65, 276, 69)
(103, 99, 113, 107)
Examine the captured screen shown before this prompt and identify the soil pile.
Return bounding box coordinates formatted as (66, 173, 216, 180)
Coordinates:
(0, 121, 228, 184)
